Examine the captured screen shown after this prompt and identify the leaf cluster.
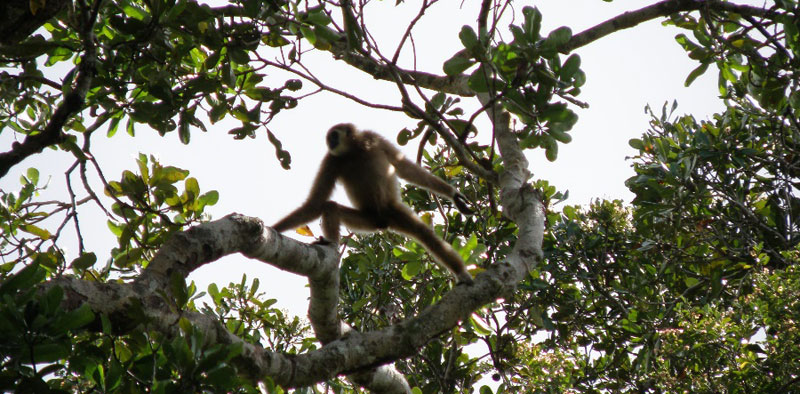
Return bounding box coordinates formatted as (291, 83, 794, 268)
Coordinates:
(444, 7, 584, 161)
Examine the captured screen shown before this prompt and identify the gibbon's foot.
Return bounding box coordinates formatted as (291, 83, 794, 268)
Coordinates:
(312, 237, 335, 246)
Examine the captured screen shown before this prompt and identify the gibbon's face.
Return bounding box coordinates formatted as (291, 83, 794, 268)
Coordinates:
(326, 123, 354, 156)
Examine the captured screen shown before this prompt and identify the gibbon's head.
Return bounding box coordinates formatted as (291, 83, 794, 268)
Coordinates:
(326, 123, 357, 156)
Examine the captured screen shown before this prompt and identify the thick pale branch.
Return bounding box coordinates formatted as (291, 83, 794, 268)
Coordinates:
(479, 93, 544, 280)
(39, 200, 543, 388)
(139, 214, 410, 390)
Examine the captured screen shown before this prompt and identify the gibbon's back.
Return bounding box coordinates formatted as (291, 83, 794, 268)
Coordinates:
(334, 131, 402, 214)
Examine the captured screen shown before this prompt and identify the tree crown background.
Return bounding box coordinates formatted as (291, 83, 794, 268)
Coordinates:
(1, 0, 798, 392)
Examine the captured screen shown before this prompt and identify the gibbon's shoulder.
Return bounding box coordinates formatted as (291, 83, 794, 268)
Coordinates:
(355, 129, 387, 151)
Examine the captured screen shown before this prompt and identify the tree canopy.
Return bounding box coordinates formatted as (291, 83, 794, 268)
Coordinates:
(1, 0, 798, 392)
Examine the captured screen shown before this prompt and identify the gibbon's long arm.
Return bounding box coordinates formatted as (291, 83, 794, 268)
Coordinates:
(379, 140, 474, 215)
(272, 156, 338, 233)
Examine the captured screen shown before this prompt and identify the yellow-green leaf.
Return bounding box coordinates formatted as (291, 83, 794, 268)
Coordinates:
(23, 224, 51, 240)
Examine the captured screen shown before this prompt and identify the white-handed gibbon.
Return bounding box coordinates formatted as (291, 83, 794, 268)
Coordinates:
(273, 123, 475, 284)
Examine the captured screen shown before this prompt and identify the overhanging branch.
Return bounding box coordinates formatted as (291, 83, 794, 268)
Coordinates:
(322, 0, 780, 97)
(0, 2, 98, 179)
(562, 0, 780, 53)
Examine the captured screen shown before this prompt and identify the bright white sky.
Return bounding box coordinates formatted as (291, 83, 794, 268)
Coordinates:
(1, 0, 754, 318)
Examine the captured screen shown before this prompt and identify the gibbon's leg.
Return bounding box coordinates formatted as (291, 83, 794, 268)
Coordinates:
(273, 203, 323, 234)
(321, 201, 385, 243)
(387, 205, 473, 284)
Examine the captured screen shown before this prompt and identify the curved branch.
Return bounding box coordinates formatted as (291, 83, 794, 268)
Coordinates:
(41, 199, 543, 389)
(561, 0, 780, 53)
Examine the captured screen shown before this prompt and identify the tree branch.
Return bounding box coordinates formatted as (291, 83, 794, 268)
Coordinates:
(561, 0, 780, 53)
(0, 4, 98, 179)
(323, 0, 779, 98)
(0, 68, 91, 179)
(40, 197, 543, 389)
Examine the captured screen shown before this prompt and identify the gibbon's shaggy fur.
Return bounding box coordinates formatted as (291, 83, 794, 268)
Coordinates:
(273, 123, 474, 283)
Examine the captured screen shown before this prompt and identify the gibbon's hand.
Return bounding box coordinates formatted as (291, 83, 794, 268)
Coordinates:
(453, 192, 475, 215)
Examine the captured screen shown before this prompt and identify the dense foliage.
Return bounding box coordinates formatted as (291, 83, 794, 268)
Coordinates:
(1, 0, 798, 392)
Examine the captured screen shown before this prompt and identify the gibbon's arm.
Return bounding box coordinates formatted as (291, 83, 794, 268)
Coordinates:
(272, 156, 338, 232)
(379, 139, 474, 215)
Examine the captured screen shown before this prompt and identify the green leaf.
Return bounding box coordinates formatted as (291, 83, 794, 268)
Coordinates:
(674, 33, 699, 52)
(0, 37, 55, 58)
(179, 117, 191, 144)
(22, 224, 52, 240)
(285, 79, 302, 91)
(26, 168, 40, 185)
(549, 129, 572, 143)
(397, 128, 411, 145)
(443, 54, 475, 76)
(468, 65, 497, 93)
(208, 283, 221, 305)
(685, 62, 709, 87)
(401, 260, 422, 280)
(299, 25, 317, 45)
(544, 26, 572, 49)
(107, 116, 121, 137)
(44, 285, 64, 315)
(100, 314, 113, 334)
(228, 48, 250, 65)
(197, 190, 219, 209)
(28, 342, 70, 363)
(469, 314, 492, 335)
(448, 119, 477, 138)
(185, 177, 200, 200)
(522, 6, 542, 41)
(459, 26, 480, 54)
(107, 220, 124, 237)
(156, 166, 190, 184)
(122, 5, 148, 21)
(351, 297, 368, 311)
(559, 54, 581, 81)
(53, 303, 95, 331)
(70, 253, 97, 271)
(545, 139, 558, 161)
